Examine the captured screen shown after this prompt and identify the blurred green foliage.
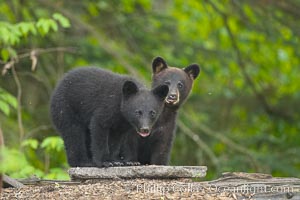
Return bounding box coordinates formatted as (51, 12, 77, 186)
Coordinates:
(0, 88, 17, 116)
(0, 0, 300, 180)
(0, 4, 70, 179)
(0, 136, 67, 179)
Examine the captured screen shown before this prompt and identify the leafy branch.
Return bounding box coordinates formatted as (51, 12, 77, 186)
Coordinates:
(39, 0, 149, 83)
(0, 13, 71, 145)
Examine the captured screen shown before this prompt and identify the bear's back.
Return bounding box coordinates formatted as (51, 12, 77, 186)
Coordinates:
(51, 67, 142, 125)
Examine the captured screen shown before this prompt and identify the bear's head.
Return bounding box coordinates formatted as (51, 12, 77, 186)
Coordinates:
(121, 81, 169, 137)
(151, 56, 200, 108)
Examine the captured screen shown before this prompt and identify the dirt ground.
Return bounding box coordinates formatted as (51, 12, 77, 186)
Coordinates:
(1, 179, 237, 200)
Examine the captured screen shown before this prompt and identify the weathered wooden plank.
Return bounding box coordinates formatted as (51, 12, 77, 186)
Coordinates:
(15, 176, 81, 186)
(203, 172, 300, 200)
(69, 165, 207, 180)
(3, 175, 24, 188)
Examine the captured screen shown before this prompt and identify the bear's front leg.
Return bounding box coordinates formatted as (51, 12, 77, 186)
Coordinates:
(91, 129, 111, 167)
(119, 130, 140, 166)
(150, 130, 175, 165)
(150, 141, 172, 165)
(89, 117, 112, 167)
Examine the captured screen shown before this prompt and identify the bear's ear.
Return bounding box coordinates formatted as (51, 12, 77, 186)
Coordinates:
(123, 81, 139, 98)
(184, 64, 200, 80)
(152, 84, 169, 101)
(152, 57, 168, 74)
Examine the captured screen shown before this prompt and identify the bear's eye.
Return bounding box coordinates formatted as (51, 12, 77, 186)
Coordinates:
(164, 81, 171, 86)
(135, 110, 142, 116)
(149, 110, 156, 118)
(178, 82, 184, 89)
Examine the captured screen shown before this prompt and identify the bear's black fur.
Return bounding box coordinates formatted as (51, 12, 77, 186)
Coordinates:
(50, 67, 169, 167)
(122, 57, 200, 165)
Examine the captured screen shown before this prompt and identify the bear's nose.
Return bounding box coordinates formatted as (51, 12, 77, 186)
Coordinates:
(169, 94, 177, 100)
(140, 127, 150, 133)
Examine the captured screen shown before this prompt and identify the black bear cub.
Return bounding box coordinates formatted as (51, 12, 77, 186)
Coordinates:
(50, 67, 168, 167)
(134, 57, 200, 165)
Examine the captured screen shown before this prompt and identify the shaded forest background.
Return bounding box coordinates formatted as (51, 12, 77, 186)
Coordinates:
(0, 0, 300, 180)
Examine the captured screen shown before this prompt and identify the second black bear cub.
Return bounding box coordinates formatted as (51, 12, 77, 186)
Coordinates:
(50, 67, 168, 167)
(137, 57, 200, 165)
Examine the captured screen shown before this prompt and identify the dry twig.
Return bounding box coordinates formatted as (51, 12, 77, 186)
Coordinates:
(1, 47, 77, 76)
(11, 65, 25, 144)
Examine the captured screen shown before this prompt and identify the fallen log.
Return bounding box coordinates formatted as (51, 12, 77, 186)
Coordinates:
(201, 172, 300, 199)
(3, 175, 24, 188)
(69, 165, 207, 180)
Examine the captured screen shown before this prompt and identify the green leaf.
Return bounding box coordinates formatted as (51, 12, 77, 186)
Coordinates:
(1, 48, 10, 62)
(28, 23, 37, 35)
(36, 18, 57, 33)
(17, 22, 30, 36)
(52, 13, 71, 28)
(43, 168, 70, 180)
(0, 100, 10, 115)
(41, 136, 64, 152)
(0, 88, 17, 109)
(0, 148, 28, 174)
(49, 19, 58, 32)
(21, 139, 39, 149)
(0, 26, 10, 44)
(87, 3, 99, 17)
(17, 22, 37, 36)
(7, 47, 17, 59)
